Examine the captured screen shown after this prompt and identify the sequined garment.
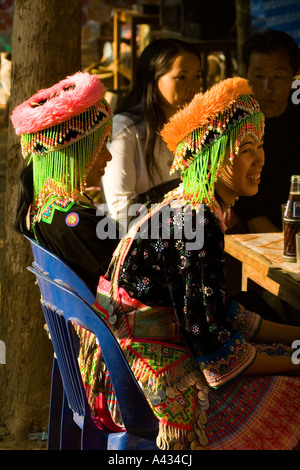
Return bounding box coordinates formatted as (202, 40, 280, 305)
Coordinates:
(79, 199, 300, 450)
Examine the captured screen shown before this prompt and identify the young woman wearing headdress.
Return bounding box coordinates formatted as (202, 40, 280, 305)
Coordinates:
(12, 72, 119, 295)
(71, 77, 300, 450)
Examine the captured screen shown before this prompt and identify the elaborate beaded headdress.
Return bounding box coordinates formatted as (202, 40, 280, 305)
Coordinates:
(11, 72, 112, 207)
(161, 77, 264, 210)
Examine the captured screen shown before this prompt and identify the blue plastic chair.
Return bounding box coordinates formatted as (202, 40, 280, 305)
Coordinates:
(25, 235, 95, 305)
(27, 267, 159, 450)
(25, 235, 96, 448)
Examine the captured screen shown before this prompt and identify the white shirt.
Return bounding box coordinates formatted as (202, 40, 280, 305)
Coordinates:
(102, 114, 179, 232)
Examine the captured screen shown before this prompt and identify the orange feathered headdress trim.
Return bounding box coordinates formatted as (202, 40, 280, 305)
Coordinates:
(161, 77, 252, 152)
(160, 77, 264, 211)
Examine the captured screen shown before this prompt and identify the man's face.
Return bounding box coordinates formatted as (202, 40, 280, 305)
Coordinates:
(247, 48, 295, 118)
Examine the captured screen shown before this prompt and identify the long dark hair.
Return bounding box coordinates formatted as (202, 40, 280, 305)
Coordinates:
(127, 177, 181, 225)
(14, 162, 33, 236)
(116, 38, 201, 183)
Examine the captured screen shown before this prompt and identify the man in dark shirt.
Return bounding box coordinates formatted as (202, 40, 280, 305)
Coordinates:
(233, 30, 300, 232)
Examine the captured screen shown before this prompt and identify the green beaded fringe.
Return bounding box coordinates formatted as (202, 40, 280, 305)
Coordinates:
(29, 119, 112, 205)
(180, 112, 264, 209)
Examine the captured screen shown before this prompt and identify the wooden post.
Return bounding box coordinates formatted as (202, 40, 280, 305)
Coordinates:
(0, 0, 82, 446)
(235, 0, 251, 77)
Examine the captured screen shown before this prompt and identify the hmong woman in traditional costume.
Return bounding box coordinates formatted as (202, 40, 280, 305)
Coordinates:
(12, 72, 119, 295)
(67, 77, 300, 449)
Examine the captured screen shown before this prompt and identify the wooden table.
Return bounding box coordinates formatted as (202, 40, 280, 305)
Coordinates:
(224, 233, 300, 312)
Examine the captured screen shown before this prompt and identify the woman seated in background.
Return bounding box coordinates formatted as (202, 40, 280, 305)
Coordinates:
(79, 77, 300, 450)
(101, 38, 202, 233)
(12, 72, 119, 295)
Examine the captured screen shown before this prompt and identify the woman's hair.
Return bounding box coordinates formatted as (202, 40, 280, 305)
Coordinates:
(127, 177, 181, 225)
(14, 162, 33, 236)
(116, 38, 201, 183)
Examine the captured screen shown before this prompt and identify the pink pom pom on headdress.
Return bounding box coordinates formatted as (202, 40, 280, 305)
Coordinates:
(11, 72, 105, 135)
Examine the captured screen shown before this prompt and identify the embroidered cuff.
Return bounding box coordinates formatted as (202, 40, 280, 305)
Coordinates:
(195, 329, 256, 388)
(228, 300, 262, 341)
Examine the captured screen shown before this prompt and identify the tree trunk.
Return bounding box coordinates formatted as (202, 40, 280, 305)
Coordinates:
(235, 0, 251, 77)
(0, 0, 82, 446)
